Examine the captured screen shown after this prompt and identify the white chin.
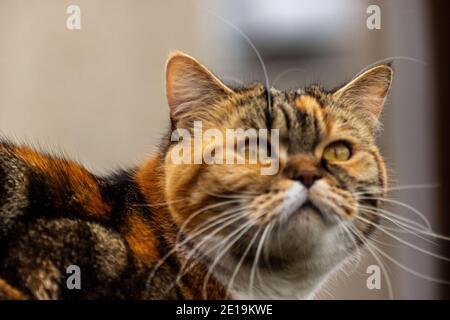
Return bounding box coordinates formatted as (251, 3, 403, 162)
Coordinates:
(216, 220, 353, 300)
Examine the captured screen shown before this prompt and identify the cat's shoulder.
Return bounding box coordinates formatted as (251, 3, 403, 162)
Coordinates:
(0, 138, 100, 200)
(0, 137, 113, 220)
(0, 138, 85, 175)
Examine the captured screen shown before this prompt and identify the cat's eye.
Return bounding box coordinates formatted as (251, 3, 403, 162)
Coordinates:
(322, 141, 351, 162)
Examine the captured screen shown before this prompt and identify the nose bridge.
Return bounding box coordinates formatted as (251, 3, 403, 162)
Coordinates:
(283, 153, 321, 179)
(291, 154, 320, 174)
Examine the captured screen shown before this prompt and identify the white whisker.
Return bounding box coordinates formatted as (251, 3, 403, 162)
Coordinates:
(248, 222, 272, 299)
(355, 215, 450, 262)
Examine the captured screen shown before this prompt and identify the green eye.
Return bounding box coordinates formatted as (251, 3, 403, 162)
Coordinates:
(323, 141, 351, 162)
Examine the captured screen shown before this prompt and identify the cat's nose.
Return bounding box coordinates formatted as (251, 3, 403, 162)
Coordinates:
(294, 171, 321, 188)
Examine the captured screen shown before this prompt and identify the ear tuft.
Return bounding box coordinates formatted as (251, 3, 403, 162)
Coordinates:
(165, 51, 233, 120)
(333, 65, 393, 122)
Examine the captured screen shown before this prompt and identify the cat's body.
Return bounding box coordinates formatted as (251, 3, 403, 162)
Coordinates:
(0, 52, 392, 300)
(0, 140, 231, 299)
(0, 143, 160, 298)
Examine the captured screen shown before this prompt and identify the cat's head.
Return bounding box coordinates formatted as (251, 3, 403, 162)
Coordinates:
(162, 52, 392, 299)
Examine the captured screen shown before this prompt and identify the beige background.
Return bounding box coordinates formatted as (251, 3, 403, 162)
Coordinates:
(0, 0, 441, 299)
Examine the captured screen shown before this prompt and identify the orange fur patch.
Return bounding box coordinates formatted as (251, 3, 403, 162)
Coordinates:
(66, 164, 110, 217)
(0, 278, 26, 300)
(14, 146, 110, 218)
(295, 95, 333, 135)
(295, 95, 321, 113)
(125, 213, 160, 265)
(135, 154, 164, 206)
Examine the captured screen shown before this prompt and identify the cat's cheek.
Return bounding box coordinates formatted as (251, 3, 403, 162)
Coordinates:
(203, 164, 275, 196)
(309, 180, 357, 221)
(334, 149, 381, 182)
(164, 161, 204, 219)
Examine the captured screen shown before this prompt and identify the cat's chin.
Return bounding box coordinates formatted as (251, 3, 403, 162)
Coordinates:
(266, 215, 351, 264)
(208, 210, 355, 299)
(218, 239, 351, 300)
(197, 188, 359, 299)
(291, 202, 326, 225)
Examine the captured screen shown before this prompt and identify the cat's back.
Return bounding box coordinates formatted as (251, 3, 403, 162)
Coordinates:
(0, 140, 113, 236)
(0, 141, 32, 236)
(0, 140, 143, 299)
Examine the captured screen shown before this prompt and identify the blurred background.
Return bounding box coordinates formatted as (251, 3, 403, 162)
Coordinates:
(0, 0, 448, 299)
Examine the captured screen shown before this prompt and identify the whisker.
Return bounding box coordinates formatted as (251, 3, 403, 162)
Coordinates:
(353, 56, 427, 81)
(146, 204, 246, 291)
(357, 206, 436, 244)
(347, 224, 394, 299)
(175, 200, 243, 244)
(248, 222, 272, 299)
(131, 197, 189, 208)
(202, 9, 271, 112)
(356, 206, 450, 241)
(384, 183, 439, 192)
(371, 243, 450, 285)
(168, 210, 250, 292)
(226, 229, 262, 295)
(357, 197, 432, 231)
(355, 215, 450, 262)
(358, 204, 429, 231)
(203, 190, 255, 200)
(339, 222, 363, 274)
(352, 183, 439, 198)
(201, 220, 256, 299)
(271, 67, 306, 88)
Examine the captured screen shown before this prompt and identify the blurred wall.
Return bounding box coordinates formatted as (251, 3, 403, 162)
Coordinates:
(383, 0, 439, 299)
(0, 0, 201, 173)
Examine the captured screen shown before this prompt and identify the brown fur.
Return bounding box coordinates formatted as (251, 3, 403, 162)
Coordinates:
(14, 146, 110, 218)
(124, 212, 160, 266)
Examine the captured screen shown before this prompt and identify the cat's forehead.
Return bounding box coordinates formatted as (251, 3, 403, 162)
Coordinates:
(269, 87, 330, 153)
(269, 86, 336, 112)
(229, 84, 372, 154)
(233, 85, 371, 153)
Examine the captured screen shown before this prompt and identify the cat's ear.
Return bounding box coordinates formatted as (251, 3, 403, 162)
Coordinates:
(165, 51, 233, 123)
(333, 65, 393, 126)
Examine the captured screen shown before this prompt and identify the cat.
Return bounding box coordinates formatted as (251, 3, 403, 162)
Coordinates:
(0, 51, 392, 300)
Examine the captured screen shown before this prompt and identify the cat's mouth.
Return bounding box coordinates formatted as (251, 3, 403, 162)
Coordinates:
(291, 196, 340, 226)
(300, 200, 317, 211)
(296, 200, 322, 219)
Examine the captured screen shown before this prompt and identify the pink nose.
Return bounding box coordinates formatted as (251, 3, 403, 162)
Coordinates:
(295, 171, 321, 188)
